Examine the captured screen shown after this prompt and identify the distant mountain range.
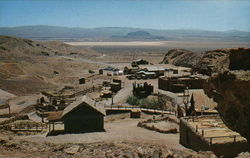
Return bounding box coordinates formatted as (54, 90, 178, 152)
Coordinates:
(0, 25, 249, 42)
(112, 31, 166, 40)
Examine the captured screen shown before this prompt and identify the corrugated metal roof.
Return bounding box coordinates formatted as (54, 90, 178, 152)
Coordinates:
(140, 66, 165, 71)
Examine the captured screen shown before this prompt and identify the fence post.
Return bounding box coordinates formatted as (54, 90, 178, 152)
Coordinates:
(49, 122, 51, 132)
(202, 130, 204, 137)
(8, 105, 11, 118)
(210, 137, 212, 145)
(234, 135, 236, 143)
(196, 125, 198, 132)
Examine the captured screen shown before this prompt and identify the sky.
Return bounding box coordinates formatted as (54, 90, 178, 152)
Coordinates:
(0, 0, 250, 31)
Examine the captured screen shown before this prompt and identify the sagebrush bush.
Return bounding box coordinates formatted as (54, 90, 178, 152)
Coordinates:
(126, 96, 161, 109)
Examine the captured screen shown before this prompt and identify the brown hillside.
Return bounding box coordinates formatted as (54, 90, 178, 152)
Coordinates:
(0, 36, 100, 95)
(0, 35, 99, 57)
(160, 49, 203, 67)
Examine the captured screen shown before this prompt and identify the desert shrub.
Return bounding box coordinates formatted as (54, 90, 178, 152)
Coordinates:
(126, 96, 161, 109)
(127, 96, 140, 105)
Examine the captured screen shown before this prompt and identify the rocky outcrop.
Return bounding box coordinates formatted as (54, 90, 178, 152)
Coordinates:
(160, 49, 203, 67)
(161, 48, 250, 76)
(205, 71, 250, 141)
(204, 48, 250, 141)
(229, 48, 250, 70)
(194, 48, 250, 75)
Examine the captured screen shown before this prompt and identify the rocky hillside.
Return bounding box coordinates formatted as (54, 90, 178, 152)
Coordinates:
(160, 49, 203, 67)
(0, 36, 100, 95)
(193, 49, 230, 75)
(0, 35, 99, 57)
(194, 48, 250, 75)
(229, 48, 250, 70)
(204, 49, 250, 141)
(205, 71, 250, 141)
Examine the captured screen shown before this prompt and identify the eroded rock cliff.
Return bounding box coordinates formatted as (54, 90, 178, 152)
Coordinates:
(193, 49, 230, 75)
(204, 48, 250, 141)
(163, 48, 250, 141)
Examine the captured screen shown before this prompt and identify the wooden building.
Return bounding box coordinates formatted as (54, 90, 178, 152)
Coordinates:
(62, 96, 105, 133)
(137, 71, 156, 79)
(110, 82, 121, 93)
(124, 66, 139, 75)
(79, 78, 85, 84)
(158, 76, 205, 93)
(48, 96, 105, 133)
(140, 66, 165, 77)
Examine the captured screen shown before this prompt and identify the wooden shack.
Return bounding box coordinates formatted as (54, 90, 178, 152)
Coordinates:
(158, 76, 205, 93)
(99, 69, 103, 74)
(79, 78, 85, 84)
(61, 96, 105, 133)
(123, 66, 139, 75)
(110, 82, 121, 93)
(140, 66, 165, 77)
(111, 79, 122, 92)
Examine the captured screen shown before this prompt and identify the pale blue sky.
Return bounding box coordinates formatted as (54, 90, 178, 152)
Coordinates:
(0, 0, 250, 31)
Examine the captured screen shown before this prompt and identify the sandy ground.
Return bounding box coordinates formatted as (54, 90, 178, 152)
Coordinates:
(66, 41, 168, 46)
(0, 89, 16, 103)
(0, 94, 41, 115)
(147, 121, 179, 131)
(19, 113, 182, 150)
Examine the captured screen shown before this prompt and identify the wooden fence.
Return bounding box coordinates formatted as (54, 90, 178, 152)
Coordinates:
(74, 86, 101, 96)
(184, 116, 245, 145)
(105, 105, 175, 115)
(9, 123, 47, 132)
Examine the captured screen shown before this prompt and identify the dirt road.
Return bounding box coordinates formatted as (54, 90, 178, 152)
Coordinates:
(21, 114, 182, 149)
